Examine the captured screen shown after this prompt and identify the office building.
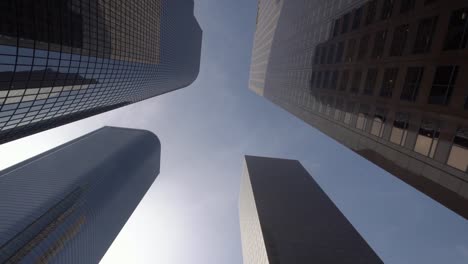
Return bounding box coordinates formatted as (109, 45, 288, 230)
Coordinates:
(0, 0, 202, 144)
(239, 155, 382, 264)
(249, 0, 468, 219)
(0, 126, 160, 263)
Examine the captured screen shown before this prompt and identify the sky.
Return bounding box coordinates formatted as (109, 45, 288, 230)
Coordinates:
(0, 0, 467, 263)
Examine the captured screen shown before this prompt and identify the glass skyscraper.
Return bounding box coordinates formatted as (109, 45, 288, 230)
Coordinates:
(0, 126, 160, 263)
(0, 0, 202, 144)
(239, 155, 382, 264)
(250, 0, 468, 219)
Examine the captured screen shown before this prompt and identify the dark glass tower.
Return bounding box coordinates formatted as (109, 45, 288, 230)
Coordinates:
(250, 0, 468, 219)
(0, 0, 202, 144)
(239, 155, 382, 264)
(0, 126, 160, 263)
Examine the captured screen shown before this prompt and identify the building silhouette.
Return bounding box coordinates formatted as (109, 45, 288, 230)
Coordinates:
(250, 0, 468, 219)
(239, 155, 383, 264)
(0, 126, 160, 263)
(0, 0, 202, 144)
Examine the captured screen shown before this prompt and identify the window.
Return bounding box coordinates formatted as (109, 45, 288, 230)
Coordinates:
(333, 19, 341, 37)
(336, 41, 345, 63)
(330, 71, 339, 90)
(390, 112, 410, 146)
(428, 66, 459, 105)
(380, 68, 398, 98)
(327, 44, 336, 64)
(400, 0, 415, 13)
(390, 24, 409, 56)
(339, 70, 349, 91)
(356, 104, 369, 130)
(344, 102, 355, 125)
(444, 8, 468, 50)
(351, 70, 362, 93)
(320, 46, 328, 64)
(363, 68, 378, 95)
(314, 46, 321, 64)
(319, 97, 326, 113)
(414, 120, 440, 158)
(372, 30, 388, 59)
(400, 67, 424, 102)
(366, 0, 377, 25)
(342, 13, 351, 34)
(345, 39, 357, 62)
(371, 108, 387, 137)
(447, 127, 468, 172)
(352, 7, 363, 30)
(316, 71, 323, 89)
(325, 97, 334, 116)
(381, 0, 394, 20)
(357, 35, 370, 60)
(413, 16, 438, 54)
(323, 71, 330, 89)
(334, 99, 344, 120)
(310, 71, 316, 90)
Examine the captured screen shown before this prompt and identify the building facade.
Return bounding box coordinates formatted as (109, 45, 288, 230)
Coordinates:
(250, 0, 468, 219)
(239, 155, 382, 264)
(0, 126, 160, 263)
(0, 0, 202, 144)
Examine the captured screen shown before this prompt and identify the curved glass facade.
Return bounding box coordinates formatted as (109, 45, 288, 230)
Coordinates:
(0, 127, 161, 263)
(0, 0, 202, 144)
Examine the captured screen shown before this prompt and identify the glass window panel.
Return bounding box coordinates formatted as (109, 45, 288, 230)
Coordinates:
(380, 68, 398, 98)
(428, 66, 458, 105)
(444, 8, 468, 50)
(400, 67, 424, 102)
(390, 24, 409, 56)
(390, 112, 410, 146)
(413, 16, 438, 54)
(414, 120, 440, 157)
(447, 128, 468, 171)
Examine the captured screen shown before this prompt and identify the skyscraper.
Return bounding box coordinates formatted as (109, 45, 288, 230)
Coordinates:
(239, 155, 382, 264)
(0, 126, 160, 263)
(250, 0, 468, 219)
(0, 0, 202, 144)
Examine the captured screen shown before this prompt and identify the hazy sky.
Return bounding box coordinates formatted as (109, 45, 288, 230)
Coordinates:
(0, 0, 467, 263)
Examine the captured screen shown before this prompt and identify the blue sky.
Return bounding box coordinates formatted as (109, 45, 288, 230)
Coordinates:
(0, 0, 467, 263)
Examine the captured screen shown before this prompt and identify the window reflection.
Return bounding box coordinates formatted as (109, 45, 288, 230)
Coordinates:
(344, 102, 355, 125)
(390, 112, 410, 146)
(371, 108, 387, 137)
(447, 127, 468, 172)
(414, 119, 440, 158)
(356, 104, 369, 130)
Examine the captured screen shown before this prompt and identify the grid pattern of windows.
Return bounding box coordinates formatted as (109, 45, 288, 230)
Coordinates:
(0, 0, 202, 144)
(253, 0, 468, 221)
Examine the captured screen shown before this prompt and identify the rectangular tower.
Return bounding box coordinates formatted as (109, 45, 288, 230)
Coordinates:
(250, 0, 468, 219)
(239, 155, 382, 264)
(0, 126, 160, 263)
